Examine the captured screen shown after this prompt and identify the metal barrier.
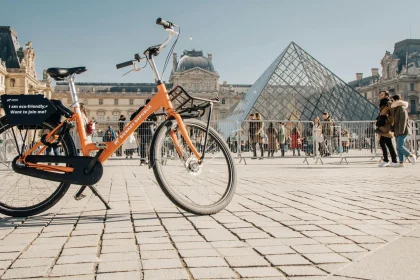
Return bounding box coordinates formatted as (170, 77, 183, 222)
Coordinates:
(0, 118, 417, 165)
(238, 120, 315, 164)
(334, 121, 379, 164)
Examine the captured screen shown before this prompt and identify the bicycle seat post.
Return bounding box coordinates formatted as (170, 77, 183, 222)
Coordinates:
(67, 74, 80, 109)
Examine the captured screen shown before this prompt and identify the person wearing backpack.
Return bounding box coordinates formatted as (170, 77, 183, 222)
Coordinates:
(376, 91, 398, 167)
(103, 126, 116, 142)
(391, 94, 416, 167)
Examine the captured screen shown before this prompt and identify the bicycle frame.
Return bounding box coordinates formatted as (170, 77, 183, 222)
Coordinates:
(20, 56, 202, 173)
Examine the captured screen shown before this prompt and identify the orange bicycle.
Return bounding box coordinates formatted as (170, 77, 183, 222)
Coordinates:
(0, 18, 236, 217)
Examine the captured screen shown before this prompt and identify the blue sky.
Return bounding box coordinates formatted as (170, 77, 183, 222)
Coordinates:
(2, 0, 420, 84)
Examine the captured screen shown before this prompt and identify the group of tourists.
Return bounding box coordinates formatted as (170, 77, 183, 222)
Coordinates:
(247, 112, 341, 159)
(72, 99, 157, 166)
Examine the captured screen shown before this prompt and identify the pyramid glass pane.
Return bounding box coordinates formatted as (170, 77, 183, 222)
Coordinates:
(226, 42, 378, 126)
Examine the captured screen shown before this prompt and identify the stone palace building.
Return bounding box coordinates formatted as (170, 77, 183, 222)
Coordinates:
(0, 26, 52, 97)
(53, 50, 251, 122)
(349, 39, 420, 120)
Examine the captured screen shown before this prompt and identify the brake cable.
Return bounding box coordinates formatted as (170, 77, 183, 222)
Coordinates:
(161, 26, 180, 80)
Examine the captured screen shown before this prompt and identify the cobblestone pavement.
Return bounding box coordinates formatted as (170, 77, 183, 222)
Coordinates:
(0, 158, 419, 280)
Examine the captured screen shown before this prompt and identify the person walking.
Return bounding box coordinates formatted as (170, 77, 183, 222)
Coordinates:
(266, 122, 278, 157)
(391, 94, 416, 167)
(131, 99, 157, 166)
(278, 122, 286, 157)
(117, 115, 126, 156)
(252, 113, 265, 159)
(290, 127, 302, 156)
(313, 116, 323, 156)
(322, 112, 333, 157)
(376, 91, 398, 167)
(248, 114, 255, 157)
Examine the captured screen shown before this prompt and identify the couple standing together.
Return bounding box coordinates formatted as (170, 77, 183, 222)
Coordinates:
(376, 90, 416, 167)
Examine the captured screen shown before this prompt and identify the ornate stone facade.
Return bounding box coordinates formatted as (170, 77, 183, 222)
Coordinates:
(53, 50, 251, 122)
(0, 27, 52, 98)
(349, 39, 420, 120)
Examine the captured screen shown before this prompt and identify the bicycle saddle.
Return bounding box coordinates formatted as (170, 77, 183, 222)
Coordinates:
(46, 67, 87, 81)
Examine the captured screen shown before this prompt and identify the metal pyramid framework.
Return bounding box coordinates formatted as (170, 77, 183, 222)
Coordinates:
(226, 42, 378, 122)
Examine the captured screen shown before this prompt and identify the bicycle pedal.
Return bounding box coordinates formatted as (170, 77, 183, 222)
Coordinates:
(74, 192, 86, 201)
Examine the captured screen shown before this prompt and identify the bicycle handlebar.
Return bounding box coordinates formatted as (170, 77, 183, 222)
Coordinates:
(156, 18, 173, 29)
(116, 60, 134, 69)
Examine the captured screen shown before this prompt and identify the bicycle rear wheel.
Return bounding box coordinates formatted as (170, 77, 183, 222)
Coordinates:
(0, 117, 76, 217)
(150, 119, 236, 215)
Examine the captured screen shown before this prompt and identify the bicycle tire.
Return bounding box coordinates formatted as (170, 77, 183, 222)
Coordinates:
(150, 118, 237, 215)
(0, 117, 76, 217)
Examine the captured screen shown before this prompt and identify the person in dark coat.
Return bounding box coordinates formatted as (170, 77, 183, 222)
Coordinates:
(131, 99, 157, 166)
(391, 94, 416, 167)
(376, 91, 398, 167)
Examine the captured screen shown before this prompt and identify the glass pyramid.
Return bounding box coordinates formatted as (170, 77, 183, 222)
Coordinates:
(226, 42, 378, 122)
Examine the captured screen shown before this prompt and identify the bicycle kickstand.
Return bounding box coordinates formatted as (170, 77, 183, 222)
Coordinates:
(74, 185, 111, 210)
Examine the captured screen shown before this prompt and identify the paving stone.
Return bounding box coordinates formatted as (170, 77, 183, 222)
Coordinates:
(98, 260, 141, 273)
(184, 257, 228, 268)
(57, 254, 100, 264)
(1, 266, 49, 279)
(304, 253, 350, 264)
(142, 258, 183, 270)
(11, 258, 54, 268)
(99, 252, 140, 262)
(179, 248, 220, 258)
(217, 247, 258, 257)
(266, 254, 312, 265)
(143, 268, 189, 280)
(254, 246, 296, 255)
(101, 245, 137, 253)
(50, 263, 96, 277)
(97, 271, 142, 280)
(292, 244, 334, 254)
(61, 246, 99, 256)
(0, 261, 11, 270)
(225, 255, 270, 267)
(327, 244, 368, 253)
(235, 267, 284, 278)
(279, 265, 328, 276)
(190, 267, 238, 279)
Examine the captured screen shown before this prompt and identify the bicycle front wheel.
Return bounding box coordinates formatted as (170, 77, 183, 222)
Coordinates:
(150, 119, 236, 215)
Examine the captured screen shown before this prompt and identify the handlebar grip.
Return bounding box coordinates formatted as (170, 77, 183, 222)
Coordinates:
(116, 60, 134, 69)
(156, 18, 172, 29)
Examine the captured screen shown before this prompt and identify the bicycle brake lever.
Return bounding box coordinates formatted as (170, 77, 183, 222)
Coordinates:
(122, 63, 143, 77)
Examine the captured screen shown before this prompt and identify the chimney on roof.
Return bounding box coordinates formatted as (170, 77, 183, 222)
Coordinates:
(208, 53, 212, 62)
(371, 68, 379, 76)
(356, 73, 363, 80)
(172, 53, 177, 72)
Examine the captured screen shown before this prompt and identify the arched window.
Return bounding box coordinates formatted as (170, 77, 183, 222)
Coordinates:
(410, 83, 415, 91)
(221, 98, 226, 105)
(387, 66, 391, 79)
(10, 79, 15, 87)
